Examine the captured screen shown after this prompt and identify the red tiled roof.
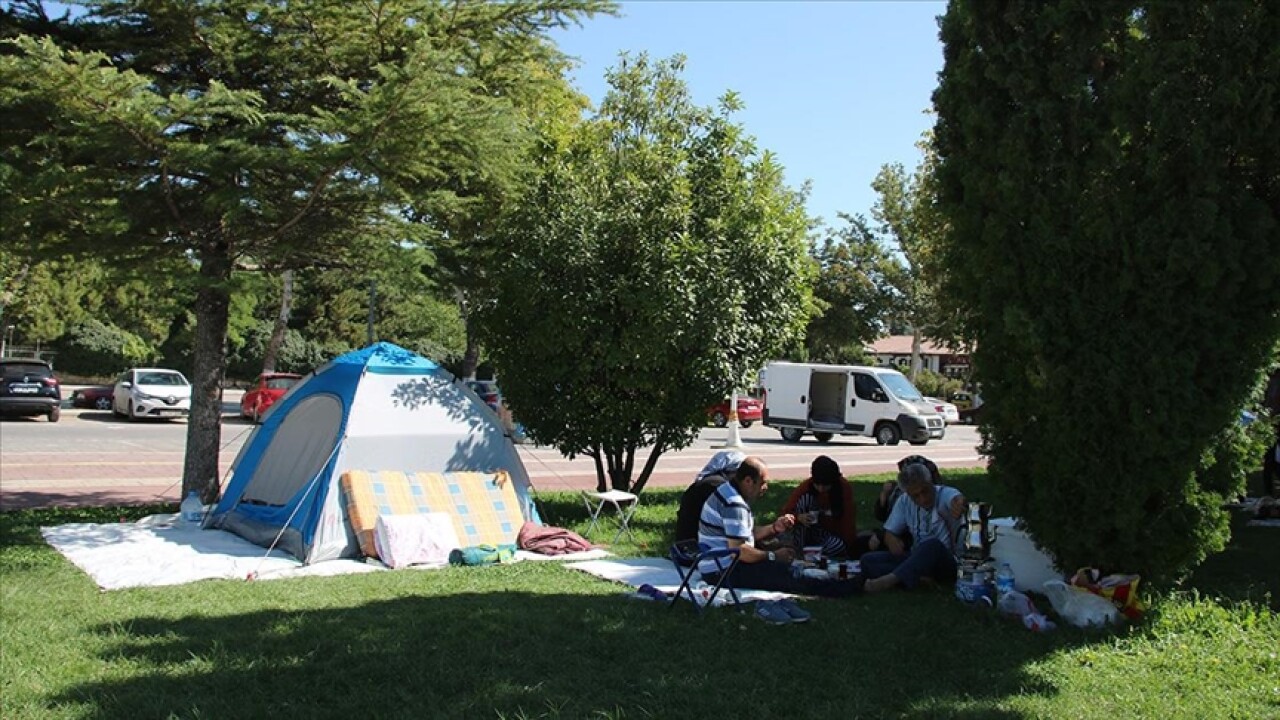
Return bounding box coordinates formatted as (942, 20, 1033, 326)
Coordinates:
(867, 335, 968, 356)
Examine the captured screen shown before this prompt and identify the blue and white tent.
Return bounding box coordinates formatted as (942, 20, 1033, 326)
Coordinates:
(208, 343, 536, 564)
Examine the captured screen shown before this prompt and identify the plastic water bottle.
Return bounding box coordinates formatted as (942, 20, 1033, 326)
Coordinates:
(180, 491, 204, 524)
(995, 562, 1016, 597)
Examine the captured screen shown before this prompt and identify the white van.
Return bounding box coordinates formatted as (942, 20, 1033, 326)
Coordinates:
(762, 361, 945, 445)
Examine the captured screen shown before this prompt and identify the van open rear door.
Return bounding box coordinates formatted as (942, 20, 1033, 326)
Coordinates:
(763, 363, 810, 428)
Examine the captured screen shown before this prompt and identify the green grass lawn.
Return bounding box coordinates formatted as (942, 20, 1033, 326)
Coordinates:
(2, 471, 1277, 719)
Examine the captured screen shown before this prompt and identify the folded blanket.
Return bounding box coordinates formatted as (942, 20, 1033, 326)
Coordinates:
(517, 521, 596, 556)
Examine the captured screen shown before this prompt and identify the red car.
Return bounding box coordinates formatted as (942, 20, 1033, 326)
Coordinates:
(240, 372, 302, 423)
(70, 385, 115, 411)
(707, 396, 763, 428)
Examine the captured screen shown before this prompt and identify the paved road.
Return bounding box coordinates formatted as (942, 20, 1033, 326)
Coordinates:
(1, 388, 986, 510)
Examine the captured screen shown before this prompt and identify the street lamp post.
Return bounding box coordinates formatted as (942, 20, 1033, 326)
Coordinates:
(1, 325, 13, 358)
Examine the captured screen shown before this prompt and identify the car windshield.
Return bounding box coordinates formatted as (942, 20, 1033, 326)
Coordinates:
(265, 377, 298, 390)
(138, 372, 188, 386)
(878, 373, 924, 402)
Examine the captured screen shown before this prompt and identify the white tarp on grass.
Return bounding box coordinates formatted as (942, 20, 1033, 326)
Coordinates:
(41, 514, 608, 591)
(565, 557, 793, 606)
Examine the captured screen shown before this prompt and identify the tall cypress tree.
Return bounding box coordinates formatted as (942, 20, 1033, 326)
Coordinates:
(933, 0, 1279, 580)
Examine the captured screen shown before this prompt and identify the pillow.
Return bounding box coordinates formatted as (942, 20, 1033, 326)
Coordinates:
(374, 513, 459, 569)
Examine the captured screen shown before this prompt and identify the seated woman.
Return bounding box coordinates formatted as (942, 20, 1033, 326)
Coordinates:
(780, 455, 857, 558)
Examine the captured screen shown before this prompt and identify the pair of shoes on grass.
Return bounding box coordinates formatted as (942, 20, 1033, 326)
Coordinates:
(756, 598, 810, 624)
(633, 583, 670, 602)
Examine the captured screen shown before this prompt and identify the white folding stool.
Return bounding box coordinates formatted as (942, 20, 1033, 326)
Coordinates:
(582, 489, 640, 542)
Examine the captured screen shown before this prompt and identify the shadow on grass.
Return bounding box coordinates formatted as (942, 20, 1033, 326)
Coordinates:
(0, 504, 171, 541)
(1185, 511, 1280, 609)
(59, 587, 1080, 719)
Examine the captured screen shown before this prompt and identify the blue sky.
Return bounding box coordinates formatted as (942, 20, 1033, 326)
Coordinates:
(551, 1, 947, 229)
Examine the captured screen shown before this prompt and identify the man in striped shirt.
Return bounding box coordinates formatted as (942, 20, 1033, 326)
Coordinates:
(698, 457, 865, 596)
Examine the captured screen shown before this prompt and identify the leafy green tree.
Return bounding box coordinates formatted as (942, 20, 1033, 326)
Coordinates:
(0, 255, 96, 345)
(54, 318, 155, 376)
(804, 214, 900, 364)
(0, 246, 194, 364)
(933, 0, 1280, 581)
(477, 54, 812, 493)
(910, 368, 963, 401)
(1, 0, 608, 500)
(416, 57, 596, 381)
(870, 135, 962, 381)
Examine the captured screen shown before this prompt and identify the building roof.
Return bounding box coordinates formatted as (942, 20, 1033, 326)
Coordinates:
(867, 335, 968, 356)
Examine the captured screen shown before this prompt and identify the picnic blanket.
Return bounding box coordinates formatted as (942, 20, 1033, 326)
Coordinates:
(41, 514, 608, 591)
(565, 557, 794, 606)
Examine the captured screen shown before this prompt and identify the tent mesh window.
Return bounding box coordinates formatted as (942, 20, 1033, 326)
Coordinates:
(240, 393, 343, 506)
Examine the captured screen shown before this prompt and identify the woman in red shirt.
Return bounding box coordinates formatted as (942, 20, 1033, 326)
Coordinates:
(781, 455, 858, 558)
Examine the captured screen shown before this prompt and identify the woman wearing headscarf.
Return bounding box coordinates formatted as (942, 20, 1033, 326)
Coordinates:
(780, 455, 857, 557)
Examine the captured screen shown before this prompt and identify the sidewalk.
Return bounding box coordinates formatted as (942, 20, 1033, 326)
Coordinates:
(1, 451, 985, 511)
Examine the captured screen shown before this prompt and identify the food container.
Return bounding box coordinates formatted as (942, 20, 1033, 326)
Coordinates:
(954, 578, 995, 606)
(827, 561, 860, 580)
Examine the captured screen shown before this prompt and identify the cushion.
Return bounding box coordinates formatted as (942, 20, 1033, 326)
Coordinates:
(340, 470, 525, 559)
(374, 513, 459, 569)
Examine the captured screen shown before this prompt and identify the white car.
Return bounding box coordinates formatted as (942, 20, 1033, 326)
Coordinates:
(113, 368, 192, 421)
(924, 397, 960, 424)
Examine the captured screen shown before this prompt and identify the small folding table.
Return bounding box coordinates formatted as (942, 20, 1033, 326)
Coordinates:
(582, 489, 640, 543)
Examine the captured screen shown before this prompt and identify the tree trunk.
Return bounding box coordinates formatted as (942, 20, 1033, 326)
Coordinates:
(910, 326, 923, 381)
(262, 268, 294, 373)
(628, 442, 666, 495)
(458, 288, 480, 380)
(606, 443, 631, 491)
(590, 446, 606, 493)
(183, 240, 231, 504)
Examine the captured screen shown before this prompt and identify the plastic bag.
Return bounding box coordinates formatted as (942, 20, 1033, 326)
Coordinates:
(1070, 567, 1146, 620)
(996, 590, 1038, 617)
(995, 590, 1056, 631)
(689, 581, 732, 608)
(1022, 612, 1056, 632)
(1043, 580, 1122, 628)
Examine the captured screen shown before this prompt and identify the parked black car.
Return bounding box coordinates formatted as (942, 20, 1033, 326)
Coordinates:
(0, 358, 62, 422)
